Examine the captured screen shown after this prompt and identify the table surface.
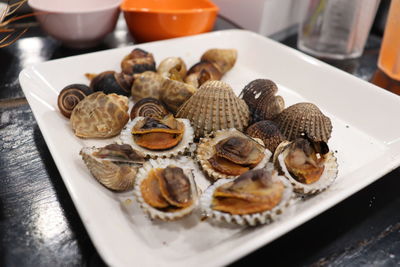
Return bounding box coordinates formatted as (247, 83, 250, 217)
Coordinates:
(1, 14, 400, 267)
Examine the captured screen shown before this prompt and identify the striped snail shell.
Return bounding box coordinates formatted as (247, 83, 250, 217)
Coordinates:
(57, 84, 93, 118)
(130, 97, 169, 120)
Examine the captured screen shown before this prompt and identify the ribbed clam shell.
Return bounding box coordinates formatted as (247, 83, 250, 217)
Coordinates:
(200, 168, 293, 226)
(200, 48, 237, 74)
(197, 128, 272, 180)
(80, 147, 139, 191)
(160, 78, 196, 114)
(134, 157, 201, 221)
(120, 116, 195, 158)
(131, 71, 165, 102)
(70, 92, 129, 138)
(246, 120, 286, 153)
(273, 102, 332, 142)
(274, 142, 339, 195)
(176, 80, 250, 139)
(240, 79, 284, 122)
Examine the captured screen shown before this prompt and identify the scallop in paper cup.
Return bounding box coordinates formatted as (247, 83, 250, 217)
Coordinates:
(134, 157, 202, 221)
(197, 128, 272, 180)
(120, 116, 195, 158)
(200, 167, 293, 226)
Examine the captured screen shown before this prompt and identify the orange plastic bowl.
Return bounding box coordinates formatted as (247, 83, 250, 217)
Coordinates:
(121, 0, 219, 43)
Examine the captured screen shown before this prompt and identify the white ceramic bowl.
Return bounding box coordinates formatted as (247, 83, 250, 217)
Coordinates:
(28, 0, 122, 48)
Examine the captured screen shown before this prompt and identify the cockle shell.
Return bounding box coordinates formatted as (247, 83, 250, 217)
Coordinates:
(120, 116, 195, 158)
(273, 102, 332, 142)
(200, 165, 293, 226)
(70, 92, 129, 138)
(197, 128, 272, 180)
(131, 71, 165, 102)
(80, 144, 145, 191)
(245, 120, 286, 153)
(240, 79, 284, 122)
(200, 48, 237, 74)
(273, 139, 338, 194)
(160, 78, 197, 114)
(176, 80, 250, 139)
(134, 157, 201, 221)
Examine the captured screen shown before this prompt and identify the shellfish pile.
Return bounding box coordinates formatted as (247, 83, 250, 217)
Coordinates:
(58, 46, 339, 227)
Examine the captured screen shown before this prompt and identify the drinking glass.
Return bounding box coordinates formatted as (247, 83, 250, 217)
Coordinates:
(298, 0, 381, 59)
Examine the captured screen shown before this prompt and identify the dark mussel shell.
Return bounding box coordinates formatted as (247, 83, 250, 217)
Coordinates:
(121, 48, 156, 75)
(240, 79, 284, 122)
(130, 97, 169, 120)
(89, 71, 133, 96)
(245, 120, 286, 153)
(57, 84, 93, 118)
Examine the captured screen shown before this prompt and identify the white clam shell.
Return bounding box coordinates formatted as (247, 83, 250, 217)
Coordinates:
(196, 128, 272, 180)
(120, 116, 195, 158)
(134, 157, 202, 221)
(276, 145, 339, 195)
(200, 168, 293, 226)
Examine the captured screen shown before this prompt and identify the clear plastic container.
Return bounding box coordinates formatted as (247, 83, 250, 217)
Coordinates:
(298, 0, 381, 59)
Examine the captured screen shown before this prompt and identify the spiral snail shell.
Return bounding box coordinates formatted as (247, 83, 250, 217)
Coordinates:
(130, 98, 169, 120)
(57, 84, 93, 118)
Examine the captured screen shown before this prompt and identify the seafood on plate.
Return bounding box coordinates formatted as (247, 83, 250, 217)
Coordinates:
(80, 144, 145, 191)
(157, 57, 187, 80)
(70, 92, 129, 138)
(134, 157, 201, 221)
(86, 71, 133, 96)
(245, 120, 286, 153)
(273, 102, 332, 143)
(57, 84, 93, 118)
(197, 129, 272, 180)
(130, 97, 169, 120)
(121, 48, 156, 75)
(120, 114, 194, 158)
(200, 167, 293, 226)
(273, 137, 338, 194)
(240, 79, 284, 122)
(176, 80, 250, 139)
(131, 71, 165, 102)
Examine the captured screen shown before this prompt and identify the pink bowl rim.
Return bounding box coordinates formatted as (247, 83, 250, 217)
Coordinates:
(120, 0, 218, 14)
(28, 0, 122, 14)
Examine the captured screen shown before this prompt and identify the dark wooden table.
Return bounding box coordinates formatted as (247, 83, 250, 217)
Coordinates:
(1, 14, 400, 267)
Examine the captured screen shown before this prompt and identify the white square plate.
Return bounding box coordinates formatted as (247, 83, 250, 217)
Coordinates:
(19, 30, 400, 267)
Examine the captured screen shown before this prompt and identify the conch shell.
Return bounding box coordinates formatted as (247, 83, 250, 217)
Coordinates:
(200, 48, 237, 74)
(70, 92, 129, 138)
(176, 80, 250, 139)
